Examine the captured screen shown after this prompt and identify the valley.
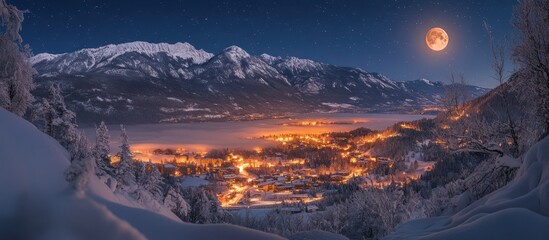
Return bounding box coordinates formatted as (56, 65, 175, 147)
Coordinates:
(82, 113, 431, 154)
(2, 0, 547, 239)
(96, 113, 437, 211)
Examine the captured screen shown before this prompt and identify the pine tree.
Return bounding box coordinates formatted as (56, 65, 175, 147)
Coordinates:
(40, 83, 78, 150)
(135, 162, 164, 200)
(145, 165, 163, 198)
(182, 187, 226, 224)
(65, 132, 94, 192)
(0, 0, 25, 43)
(135, 162, 148, 186)
(164, 186, 190, 219)
(93, 121, 111, 175)
(115, 124, 136, 189)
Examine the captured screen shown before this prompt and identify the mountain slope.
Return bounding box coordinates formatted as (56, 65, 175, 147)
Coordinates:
(387, 136, 549, 239)
(30, 41, 489, 124)
(0, 108, 286, 240)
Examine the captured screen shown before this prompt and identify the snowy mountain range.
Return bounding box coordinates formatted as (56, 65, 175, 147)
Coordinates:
(30, 41, 489, 124)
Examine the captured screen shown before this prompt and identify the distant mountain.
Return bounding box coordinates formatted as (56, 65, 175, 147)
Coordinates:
(30, 41, 489, 124)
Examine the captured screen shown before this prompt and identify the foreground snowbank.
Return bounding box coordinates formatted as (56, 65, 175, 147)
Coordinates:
(0, 109, 284, 240)
(387, 136, 549, 239)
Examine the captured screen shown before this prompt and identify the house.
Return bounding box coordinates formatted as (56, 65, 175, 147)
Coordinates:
(275, 183, 293, 192)
(267, 152, 287, 162)
(223, 174, 237, 181)
(271, 192, 292, 201)
(330, 174, 344, 182)
(277, 207, 302, 214)
(235, 174, 249, 183)
(306, 205, 319, 212)
(336, 170, 351, 176)
(377, 157, 392, 164)
(223, 166, 239, 174)
(258, 180, 276, 191)
(162, 163, 177, 176)
(289, 194, 309, 200)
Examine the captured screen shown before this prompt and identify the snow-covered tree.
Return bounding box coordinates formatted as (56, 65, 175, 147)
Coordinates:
(441, 73, 468, 117)
(135, 162, 147, 186)
(115, 124, 136, 189)
(129, 162, 170, 215)
(93, 121, 111, 175)
(141, 164, 163, 198)
(512, 0, 549, 137)
(184, 187, 211, 223)
(135, 162, 162, 193)
(309, 205, 348, 234)
(118, 124, 131, 163)
(483, 22, 523, 157)
(182, 187, 226, 224)
(164, 186, 190, 219)
(65, 131, 94, 192)
(0, 0, 25, 43)
(39, 83, 78, 150)
(0, 0, 34, 116)
(445, 113, 505, 156)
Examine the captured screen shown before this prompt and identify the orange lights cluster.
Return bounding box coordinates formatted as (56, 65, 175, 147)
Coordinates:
(362, 131, 400, 143)
(399, 123, 420, 131)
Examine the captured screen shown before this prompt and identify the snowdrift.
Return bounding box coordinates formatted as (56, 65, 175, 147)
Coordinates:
(387, 136, 549, 239)
(0, 108, 284, 240)
(289, 230, 349, 240)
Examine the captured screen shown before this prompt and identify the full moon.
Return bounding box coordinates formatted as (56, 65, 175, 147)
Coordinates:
(426, 27, 449, 51)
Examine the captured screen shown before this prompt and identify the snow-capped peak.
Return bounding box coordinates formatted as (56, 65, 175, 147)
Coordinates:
(358, 72, 399, 90)
(259, 53, 281, 64)
(83, 41, 214, 64)
(418, 78, 435, 86)
(276, 56, 324, 73)
(30, 53, 62, 65)
(221, 45, 251, 60)
(31, 41, 214, 67)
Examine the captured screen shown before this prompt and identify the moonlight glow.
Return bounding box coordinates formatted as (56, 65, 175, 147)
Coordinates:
(426, 27, 449, 51)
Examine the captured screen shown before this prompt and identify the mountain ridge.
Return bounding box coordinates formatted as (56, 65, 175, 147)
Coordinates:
(30, 41, 489, 124)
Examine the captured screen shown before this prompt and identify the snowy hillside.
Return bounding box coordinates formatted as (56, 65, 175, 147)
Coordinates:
(0, 108, 284, 240)
(387, 136, 549, 239)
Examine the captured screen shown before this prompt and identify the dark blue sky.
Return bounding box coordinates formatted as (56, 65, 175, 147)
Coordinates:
(11, 0, 516, 88)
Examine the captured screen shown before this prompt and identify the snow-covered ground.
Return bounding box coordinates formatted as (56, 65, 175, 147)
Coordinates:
(180, 175, 209, 188)
(387, 136, 549, 240)
(404, 150, 435, 174)
(0, 108, 285, 240)
(289, 230, 349, 240)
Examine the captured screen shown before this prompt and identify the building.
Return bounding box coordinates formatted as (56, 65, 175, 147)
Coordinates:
(306, 205, 319, 212)
(162, 163, 177, 176)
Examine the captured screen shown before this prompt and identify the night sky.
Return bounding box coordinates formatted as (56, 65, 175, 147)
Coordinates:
(11, 0, 517, 88)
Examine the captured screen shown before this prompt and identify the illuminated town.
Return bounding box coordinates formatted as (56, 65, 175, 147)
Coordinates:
(114, 121, 436, 210)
